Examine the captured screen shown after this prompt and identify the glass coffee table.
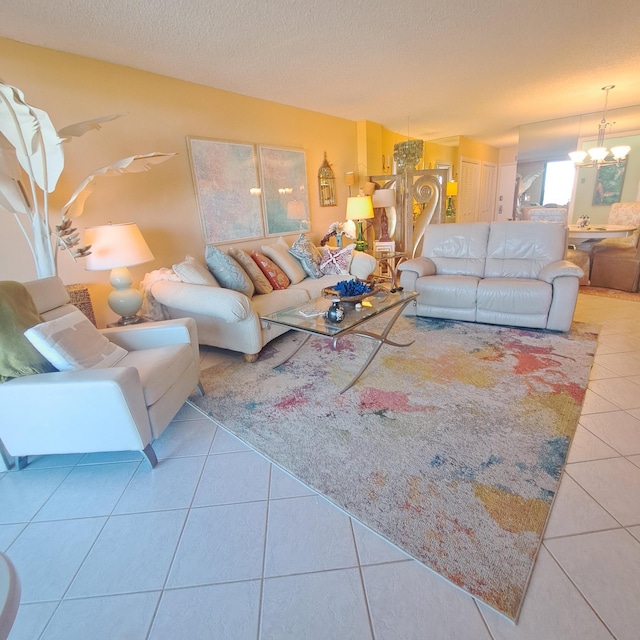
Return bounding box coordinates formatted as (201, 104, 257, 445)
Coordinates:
(260, 289, 418, 393)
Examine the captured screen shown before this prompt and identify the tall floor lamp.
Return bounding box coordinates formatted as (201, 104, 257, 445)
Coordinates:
(84, 222, 154, 325)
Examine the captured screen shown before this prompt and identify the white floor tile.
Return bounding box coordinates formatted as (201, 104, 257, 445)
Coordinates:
(567, 457, 640, 525)
(0, 468, 71, 524)
(580, 410, 640, 455)
(363, 561, 490, 640)
(209, 425, 251, 454)
(264, 495, 358, 577)
(41, 592, 160, 640)
(588, 363, 619, 380)
(566, 425, 619, 463)
(17, 453, 84, 469)
(629, 525, 640, 543)
(481, 546, 614, 640)
(544, 474, 619, 538)
(7, 602, 58, 640)
(67, 510, 187, 597)
(546, 529, 640, 640)
(261, 568, 372, 640)
(269, 465, 315, 499)
(174, 401, 207, 422)
(7, 517, 106, 602)
(628, 454, 640, 469)
(0, 524, 25, 551)
(77, 450, 144, 465)
(580, 389, 619, 415)
(351, 520, 411, 565)
(192, 451, 270, 506)
(150, 581, 261, 640)
(113, 456, 205, 514)
(152, 418, 217, 459)
(33, 462, 139, 521)
(167, 502, 267, 588)
(588, 378, 640, 410)
(594, 352, 640, 377)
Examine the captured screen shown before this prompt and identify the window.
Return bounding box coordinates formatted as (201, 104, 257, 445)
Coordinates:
(542, 160, 575, 205)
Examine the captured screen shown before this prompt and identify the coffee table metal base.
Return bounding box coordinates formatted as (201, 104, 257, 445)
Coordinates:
(272, 297, 415, 393)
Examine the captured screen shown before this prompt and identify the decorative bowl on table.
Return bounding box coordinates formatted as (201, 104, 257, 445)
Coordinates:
(322, 278, 384, 302)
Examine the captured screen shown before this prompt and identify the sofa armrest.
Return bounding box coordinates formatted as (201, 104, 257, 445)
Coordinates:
(397, 257, 436, 277)
(538, 260, 584, 284)
(0, 368, 152, 454)
(101, 318, 196, 349)
(151, 280, 252, 323)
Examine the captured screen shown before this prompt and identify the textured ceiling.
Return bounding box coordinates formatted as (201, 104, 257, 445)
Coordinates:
(3, 0, 640, 146)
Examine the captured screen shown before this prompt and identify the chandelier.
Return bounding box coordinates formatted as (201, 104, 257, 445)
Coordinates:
(569, 85, 631, 167)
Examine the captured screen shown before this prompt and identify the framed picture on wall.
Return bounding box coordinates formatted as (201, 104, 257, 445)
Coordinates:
(258, 146, 310, 235)
(592, 161, 627, 206)
(187, 137, 264, 243)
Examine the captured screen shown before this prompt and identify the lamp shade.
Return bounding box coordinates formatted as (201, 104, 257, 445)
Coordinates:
(446, 181, 458, 197)
(84, 223, 154, 271)
(345, 196, 374, 221)
(372, 188, 396, 208)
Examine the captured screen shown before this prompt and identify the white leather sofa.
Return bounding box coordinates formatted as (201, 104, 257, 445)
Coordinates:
(151, 251, 376, 361)
(398, 221, 583, 332)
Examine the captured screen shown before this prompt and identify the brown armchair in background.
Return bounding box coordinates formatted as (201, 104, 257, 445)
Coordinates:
(589, 202, 640, 292)
(590, 244, 640, 292)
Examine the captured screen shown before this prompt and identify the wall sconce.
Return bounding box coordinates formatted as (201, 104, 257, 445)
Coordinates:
(345, 172, 355, 197)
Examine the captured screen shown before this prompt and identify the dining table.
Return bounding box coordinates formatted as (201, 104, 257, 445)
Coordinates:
(567, 224, 637, 247)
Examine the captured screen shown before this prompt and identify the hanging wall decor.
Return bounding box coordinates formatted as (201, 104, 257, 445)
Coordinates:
(318, 152, 337, 206)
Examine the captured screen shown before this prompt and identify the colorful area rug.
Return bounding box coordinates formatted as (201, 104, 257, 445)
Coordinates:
(191, 316, 598, 621)
(579, 285, 640, 302)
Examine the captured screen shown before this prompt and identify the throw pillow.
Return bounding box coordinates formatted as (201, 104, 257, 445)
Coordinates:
(227, 247, 274, 294)
(24, 309, 128, 371)
(251, 251, 291, 290)
(0, 281, 58, 382)
(205, 245, 255, 297)
(261, 237, 307, 285)
(319, 243, 356, 275)
(288, 233, 323, 279)
(173, 255, 220, 286)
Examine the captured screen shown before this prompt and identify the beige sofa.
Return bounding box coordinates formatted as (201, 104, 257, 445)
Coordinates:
(398, 221, 583, 332)
(150, 242, 376, 361)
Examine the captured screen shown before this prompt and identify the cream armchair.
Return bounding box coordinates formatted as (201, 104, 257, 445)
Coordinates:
(0, 277, 202, 470)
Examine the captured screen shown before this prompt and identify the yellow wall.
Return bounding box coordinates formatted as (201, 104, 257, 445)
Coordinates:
(458, 136, 499, 165)
(0, 38, 358, 326)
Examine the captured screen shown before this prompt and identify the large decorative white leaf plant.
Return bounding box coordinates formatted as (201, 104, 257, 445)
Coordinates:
(0, 80, 175, 278)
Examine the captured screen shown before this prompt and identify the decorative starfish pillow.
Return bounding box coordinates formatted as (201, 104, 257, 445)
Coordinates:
(319, 243, 355, 275)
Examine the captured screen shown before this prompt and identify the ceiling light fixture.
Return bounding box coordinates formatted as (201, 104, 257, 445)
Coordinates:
(569, 85, 631, 167)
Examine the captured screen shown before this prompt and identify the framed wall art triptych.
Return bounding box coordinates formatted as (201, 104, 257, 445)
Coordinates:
(187, 137, 309, 243)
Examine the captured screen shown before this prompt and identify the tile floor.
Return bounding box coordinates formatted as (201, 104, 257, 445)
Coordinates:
(1, 293, 639, 639)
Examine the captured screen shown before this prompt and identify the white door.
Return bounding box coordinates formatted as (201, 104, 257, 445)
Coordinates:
(458, 158, 480, 223)
(478, 162, 497, 222)
(494, 162, 517, 221)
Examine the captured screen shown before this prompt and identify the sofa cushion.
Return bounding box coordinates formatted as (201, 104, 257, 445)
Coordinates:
(205, 245, 255, 297)
(421, 223, 489, 277)
(262, 237, 307, 285)
(476, 278, 552, 329)
(173, 255, 220, 286)
(251, 251, 291, 289)
(319, 243, 355, 275)
(484, 221, 565, 279)
(251, 288, 310, 317)
(288, 233, 323, 278)
(0, 281, 58, 381)
(228, 247, 274, 294)
(24, 309, 128, 371)
(413, 275, 480, 310)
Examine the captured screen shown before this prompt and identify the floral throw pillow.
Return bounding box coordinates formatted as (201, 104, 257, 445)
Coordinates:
(319, 243, 355, 275)
(251, 251, 291, 290)
(288, 233, 323, 278)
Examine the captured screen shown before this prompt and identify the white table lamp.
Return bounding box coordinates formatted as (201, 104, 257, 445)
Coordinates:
(84, 222, 154, 324)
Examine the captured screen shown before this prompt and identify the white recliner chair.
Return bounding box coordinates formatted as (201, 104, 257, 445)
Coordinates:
(0, 277, 202, 470)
